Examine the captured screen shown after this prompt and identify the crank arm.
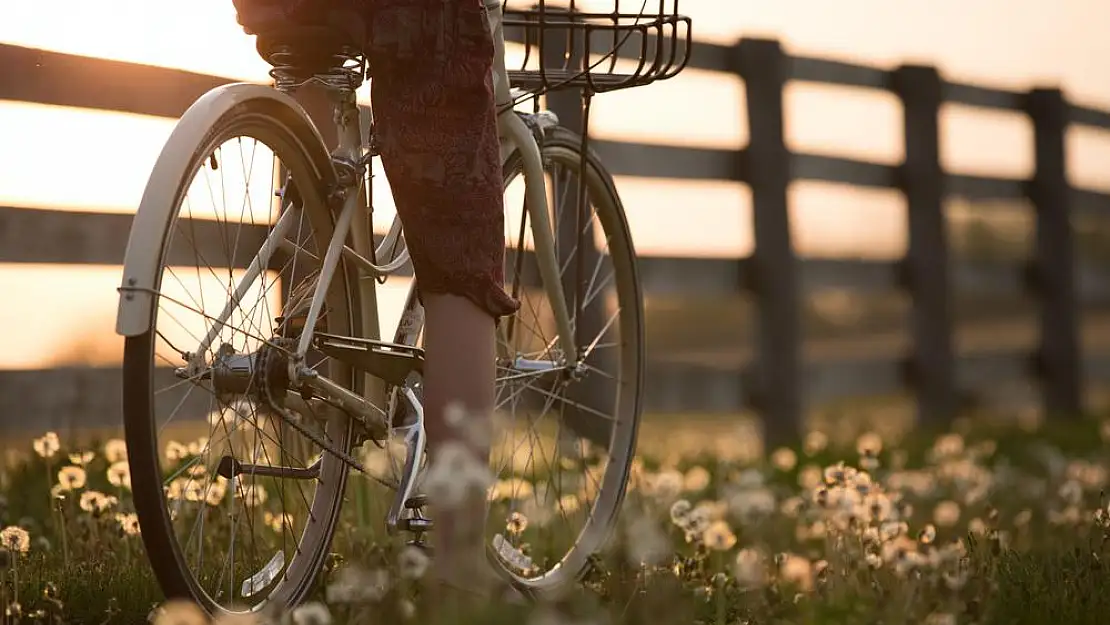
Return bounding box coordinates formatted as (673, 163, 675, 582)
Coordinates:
(386, 385, 427, 535)
(216, 455, 321, 480)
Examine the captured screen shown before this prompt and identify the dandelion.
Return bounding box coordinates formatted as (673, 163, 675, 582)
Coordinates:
(69, 451, 94, 466)
(237, 483, 268, 508)
(264, 511, 294, 533)
(326, 566, 390, 604)
(57, 466, 87, 491)
(856, 431, 883, 457)
(164, 441, 189, 463)
(291, 601, 332, 625)
(398, 598, 416, 620)
(33, 432, 60, 459)
(398, 545, 430, 580)
(727, 487, 776, 522)
(104, 439, 127, 463)
(771, 447, 797, 471)
(734, 548, 766, 588)
(79, 491, 118, 514)
(506, 511, 529, 535)
(212, 611, 261, 625)
(624, 512, 669, 566)
(421, 441, 494, 509)
(933, 500, 961, 528)
(865, 552, 883, 569)
(797, 464, 823, 490)
(647, 469, 684, 502)
(683, 466, 711, 492)
(925, 613, 957, 625)
(669, 499, 692, 526)
(803, 431, 828, 456)
(931, 433, 964, 460)
(116, 513, 141, 536)
(150, 599, 206, 625)
(919, 523, 937, 545)
(0, 526, 30, 553)
(778, 553, 814, 591)
(703, 520, 737, 551)
(206, 478, 228, 506)
(107, 461, 132, 490)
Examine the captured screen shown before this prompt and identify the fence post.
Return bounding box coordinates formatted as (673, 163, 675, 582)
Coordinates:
(893, 65, 958, 427)
(733, 38, 802, 447)
(1027, 87, 1083, 419)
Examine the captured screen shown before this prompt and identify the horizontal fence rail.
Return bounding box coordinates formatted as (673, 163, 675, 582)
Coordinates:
(3, 36, 1110, 442)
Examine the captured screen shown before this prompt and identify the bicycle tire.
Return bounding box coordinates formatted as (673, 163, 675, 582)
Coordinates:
(121, 87, 360, 616)
(489, 124, 645, 595)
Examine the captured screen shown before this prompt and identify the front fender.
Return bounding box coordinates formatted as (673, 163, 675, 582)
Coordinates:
(115, 83, 334, 337)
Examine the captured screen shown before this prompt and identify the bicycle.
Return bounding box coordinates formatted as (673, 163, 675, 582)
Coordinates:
(114, 0, 690, 616)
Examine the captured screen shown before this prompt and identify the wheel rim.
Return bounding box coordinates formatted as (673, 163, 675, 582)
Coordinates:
(125, 114, 357, 613)
(488, 137, 643, 590)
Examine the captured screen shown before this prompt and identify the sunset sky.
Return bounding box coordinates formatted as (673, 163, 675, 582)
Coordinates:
(1, 0, 1108, 369)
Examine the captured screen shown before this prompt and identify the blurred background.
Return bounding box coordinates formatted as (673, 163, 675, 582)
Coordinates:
(2, 0, 1110, 456)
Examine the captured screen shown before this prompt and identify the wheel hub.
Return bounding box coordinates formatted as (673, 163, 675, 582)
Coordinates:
(205, 339, 295, 402)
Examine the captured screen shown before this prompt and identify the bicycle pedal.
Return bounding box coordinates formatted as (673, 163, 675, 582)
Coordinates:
(398, 517, 434, 532)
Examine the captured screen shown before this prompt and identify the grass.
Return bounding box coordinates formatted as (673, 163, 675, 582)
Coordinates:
(3, 413, 1110, 625)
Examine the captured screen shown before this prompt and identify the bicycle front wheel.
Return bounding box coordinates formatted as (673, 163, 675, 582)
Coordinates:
(120, 86, 360, 615)
(488, 126, 645, 594)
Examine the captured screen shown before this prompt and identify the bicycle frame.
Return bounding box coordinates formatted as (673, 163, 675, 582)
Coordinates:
(122, 1, 580, 428)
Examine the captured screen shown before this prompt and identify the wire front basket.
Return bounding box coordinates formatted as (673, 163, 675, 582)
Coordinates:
(502, 0, 692, 95)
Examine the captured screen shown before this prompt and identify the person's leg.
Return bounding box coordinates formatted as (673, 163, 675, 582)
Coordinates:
(364, 0, 519, 590)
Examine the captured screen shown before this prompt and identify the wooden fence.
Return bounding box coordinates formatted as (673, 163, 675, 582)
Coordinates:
(3, 35, 1110, 445)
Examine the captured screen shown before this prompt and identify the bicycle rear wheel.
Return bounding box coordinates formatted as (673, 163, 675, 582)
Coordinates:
(120, 86, 360, 615)
(488, 126, 644, 594)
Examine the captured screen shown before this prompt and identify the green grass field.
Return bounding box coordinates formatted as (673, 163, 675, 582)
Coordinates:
(3, 412, 1110, 625)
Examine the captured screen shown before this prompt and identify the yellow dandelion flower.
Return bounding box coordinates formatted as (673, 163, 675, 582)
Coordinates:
(57, 466, 87, 491)
(33, 432, 60, 459)
(107, 461, 132, 490)
(0, 526, 31, 553)
(69, 451, 94, 466)
(103, 439, 127, 463)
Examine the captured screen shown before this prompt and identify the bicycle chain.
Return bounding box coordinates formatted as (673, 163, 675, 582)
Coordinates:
(260, 372, 398, 491)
